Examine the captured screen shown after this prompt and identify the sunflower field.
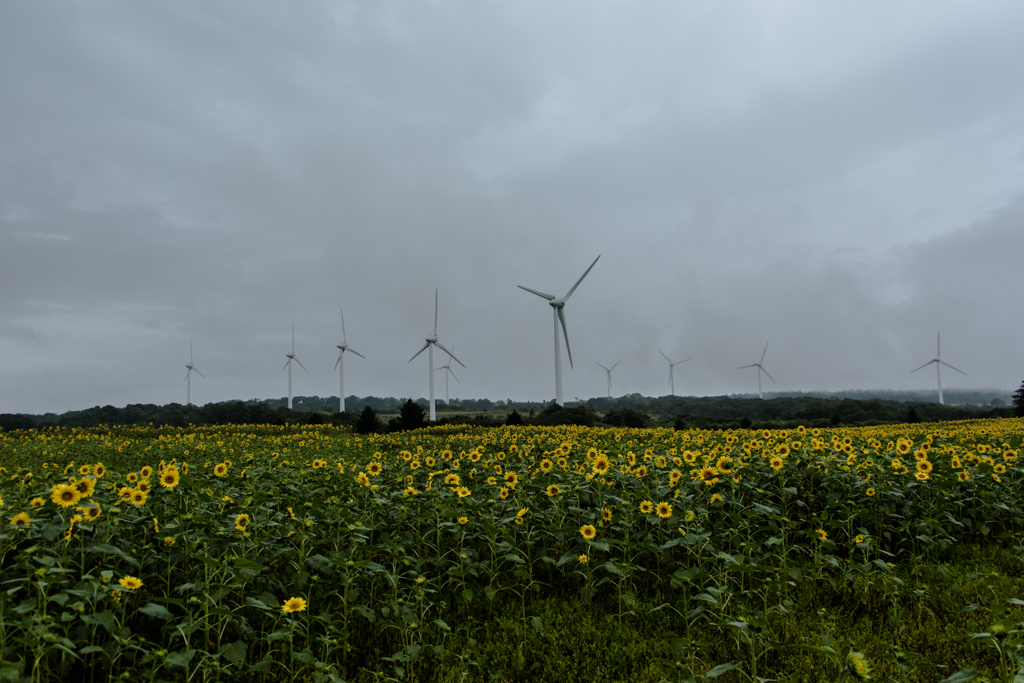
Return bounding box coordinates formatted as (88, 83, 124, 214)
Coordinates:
(1, 418, 1023, 682)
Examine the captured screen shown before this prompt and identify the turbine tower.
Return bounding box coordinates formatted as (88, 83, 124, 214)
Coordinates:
(434, 346, 460, 404)
(518, 255, 600, 406)
(282, 323, 308, 410)
(658, 350, 691, 397)
(333, 309, 366, 413)
(409, 290, 465, 421)
(738, 342, 775, 399)
(595, 360, 621, 398)
(911, 332, 965, 405)
(183, 339, 204, 406)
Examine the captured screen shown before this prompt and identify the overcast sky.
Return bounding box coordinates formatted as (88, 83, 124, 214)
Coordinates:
(2, 1, 1023, 414)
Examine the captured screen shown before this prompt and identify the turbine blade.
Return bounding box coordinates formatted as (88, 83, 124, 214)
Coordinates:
(910, 360, 936, 374)
(190, 338, 194, 363)
(292, 323, 295, 353)
(760, 342, 769, 364)
(434, 341, 466, 368)
(761, 367, 776, 384)
(434, 289, 438, 337)
(334, 355, 341, 371)
(348, 347, 367, 359)
(193, 367, 205, 378)
(595, 362, 609, 371)
(562, 255, 600, 301)
(517, 285, 556, 300)
(937, 331, 941, 358)
(557, 307, 573, 368)
(939, 360, 966, 375)
(658, 350, 672, 363)
(448, 367, 460, 383)
(294, 357, 308, 373)
(408, 342, 431, 363)
(738, 364, 757, 369)
(184, 370, 190, 382)
(611, 359, 622, 370)
(673, 358, 691, 366)
(283, 359, 291, 371)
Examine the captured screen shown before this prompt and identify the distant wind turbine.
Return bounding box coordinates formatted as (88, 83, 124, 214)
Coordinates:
(434, 346, 460, 404)
(658, 350, 691, 397)
(282, 323, 307, 410)
(409, 291, 465, 421)
(595, 360, 621, 398)
(738, 342, 775, 399)
(518, 255, 600, 406)
(910, 332, 965, 405)
(183, 339, 204, 406)
(333, 309, 366, 413)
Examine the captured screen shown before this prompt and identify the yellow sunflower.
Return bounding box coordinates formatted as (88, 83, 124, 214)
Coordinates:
(579, 524, 597, 540)
(281, 597, 307, 614)
(639, 500, 654, 515)
(50, 484, 81, 509)
(546, 484, 561, 497)
(10, 512, 31, 527)
(235, 513, 250, 532)
(119, 575, 143, 590)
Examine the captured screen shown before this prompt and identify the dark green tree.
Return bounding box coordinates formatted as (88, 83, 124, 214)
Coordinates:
(505, 410, 524, 426)
(355, 406, 382, 434)
(1013, 380, 1024, 417)
(390, 399, 427, 432)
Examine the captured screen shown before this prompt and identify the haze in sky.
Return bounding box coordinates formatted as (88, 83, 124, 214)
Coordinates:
(2, 2, 1023, 414)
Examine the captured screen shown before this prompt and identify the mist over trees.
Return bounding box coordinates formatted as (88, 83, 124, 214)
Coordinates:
(1, 387, 1017, 434)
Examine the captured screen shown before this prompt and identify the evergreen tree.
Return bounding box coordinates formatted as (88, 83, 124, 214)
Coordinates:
(505, 410, 524, 426)
(355, 406, 382, 434)
(1013, 380, 1024, 418)
(391, 399, 427, 432)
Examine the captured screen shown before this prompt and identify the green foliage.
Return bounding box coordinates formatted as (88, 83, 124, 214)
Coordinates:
(1013, 381, 1024, 417)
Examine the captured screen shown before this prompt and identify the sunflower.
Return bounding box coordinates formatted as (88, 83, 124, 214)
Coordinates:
(579, 524, 597, 540)
(455, 487, 471, 498)
(356, 472, 370, 487)
(458, 516, 468, 525)
(639, 500, 655, 515)
(30, 497, 44, 508)
(311, 459, 326, 469)
(769, 457, 784, 471)
(655, 502, 673, 519)
(136, 481, 151, 493)
(367, 462, 383, 476)
(915, 460, 933, 474)
(281, 597, 307, 614)
(709, 493, 723, 505)
(957, 471, 970, 482)
(126, 472, 139, 485)
(160, 468, 180, 489)
(213, 463, 228, 477)
(994, 464, 1007, 474)
(79, 504, 101, 521)
(51, 484, 81, 508)
(10, 512, 31, 527)
(854, 534, 866, 544)
(445, 473, 460, 486)
(546, 484, 561, 497)
(425, 456, 436, 467)
(93, 463, 106, 477)
(499, 487, 509, 499)
(540, 459, 554, 473)
(816, 528, 828, 542)
(410, 461, 420, 470)
(119, 575, 143, 590)
(602, 507, 613, 522)
(129, 490, 148, 506)
(716, 456, 734, 473)
(914, 471, 929, 481)
(78, 465, 92, 476)
(504, 471, 519, 487)
(698, 467, 719, 485)
(577, 554, 589, 564)
(634, 465, 648, 478)
(235, 513, 250, 532)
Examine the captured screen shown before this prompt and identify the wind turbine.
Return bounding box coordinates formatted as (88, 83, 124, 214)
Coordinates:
(183, 339, 204, 406)
(333, 309, 366, 413)
(738, 342, 774, 399)
(518, 255, 600, 406)
(595, 360, 621, 398)
(282, 323, 307, 410)
(434, 346, 460, 404)
(658, 350, 691, 397)
(911, 332, 965, 405)
(409, 290, 465, 421)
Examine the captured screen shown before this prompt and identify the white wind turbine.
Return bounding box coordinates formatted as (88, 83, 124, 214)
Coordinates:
(282, 323, 308, 410)
(183, 339, 204, 406)
(658, 350, 691, 397)
(518, 255, 600, 406)
(333, 309, 366, 413)
(738, 342, 775, 399)
(409, 290, 465, 421)
(910, 332, 965, 405)
(434, 346, 460, 404)
(595, 360, 621, 398)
